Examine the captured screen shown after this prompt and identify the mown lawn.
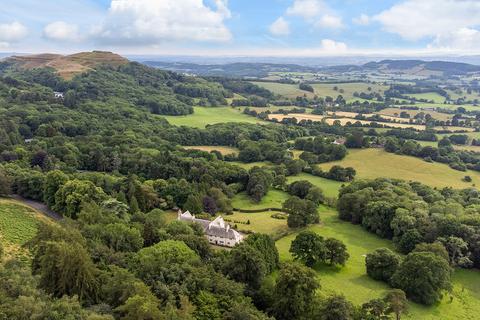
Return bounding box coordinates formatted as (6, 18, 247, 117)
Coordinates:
(225, 211, 288, 236)
(318, 149, 479, 189)
(276, 207, 480, 320)
(162, 106, 267, 128)
(232, 189, 289, 210)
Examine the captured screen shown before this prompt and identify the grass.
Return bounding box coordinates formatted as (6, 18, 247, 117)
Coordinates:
(162, 106, 267, 128)
(377, 107, 452, 121)
(318, 149, 480, 189)
(286, 173, 344, 198)
(417, 140, 480, 152)
(225, 211, 288, 236)
(232, 189, 290, 210)
(0, 198, 51, 258)
(408, 92, 446, 104)
(275, 207, 480, 319)
(183, 145, 239, 155)
(311, 82, 387, 101)
(251, 82, 316, 99)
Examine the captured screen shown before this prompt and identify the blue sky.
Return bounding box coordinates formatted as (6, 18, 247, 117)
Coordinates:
(1, 0, 480, 56)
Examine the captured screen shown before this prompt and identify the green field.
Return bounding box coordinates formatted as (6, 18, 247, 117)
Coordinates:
(418, 140, 480, 152)
(229, 161, 272, 170)
(251, 82, 315, 99)
(232, 189, 289, 210)
(286, 173, 344, 198)
(162, 106, 267, 128)
(251, 81, 387, 102)
(275, 207, 480, 319)
(408, 92, 446, 103)
(311, 82, 387, 101)
(318, 149, 479, 189)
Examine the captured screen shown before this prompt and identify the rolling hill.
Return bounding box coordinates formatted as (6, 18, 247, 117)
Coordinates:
(3, 51, 129, 79)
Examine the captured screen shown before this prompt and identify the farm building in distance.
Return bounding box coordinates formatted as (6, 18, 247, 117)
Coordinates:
(177, 210, 244, 247)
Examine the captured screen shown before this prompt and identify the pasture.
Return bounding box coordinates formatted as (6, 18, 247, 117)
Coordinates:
(250, 82, 315, 99)
(310, 82, 387, 101)
(318, 149, 480, 189)
(268, 113, 474, 132)
(377, 107, 453, 121)
(276, 207, 480, 319)
(163, 106, 267, 128)
(407, 92, 446, 103)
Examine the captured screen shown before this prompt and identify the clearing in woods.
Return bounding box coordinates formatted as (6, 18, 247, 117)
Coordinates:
(163, 106, 267, 128)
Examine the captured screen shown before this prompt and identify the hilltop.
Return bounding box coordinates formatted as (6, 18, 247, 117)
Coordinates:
(3, 51, 128, 79)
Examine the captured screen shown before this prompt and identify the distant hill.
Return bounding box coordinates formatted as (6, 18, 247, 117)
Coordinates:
(3, 51, 128, 79)
(144, 59, 480, 79)
(143, 61, 317, 78)
(343, 59, 480, 76)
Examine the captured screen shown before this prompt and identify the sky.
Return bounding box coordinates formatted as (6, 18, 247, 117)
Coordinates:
(1, 0, 480, 57)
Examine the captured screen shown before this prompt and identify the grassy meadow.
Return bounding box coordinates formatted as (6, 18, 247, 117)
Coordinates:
(407, 92, 446, 103)
(318, 149, 480, 189)
(250, 82, 315, 99)
(163, 106, 267, 128)
(276, 207, 480, 320)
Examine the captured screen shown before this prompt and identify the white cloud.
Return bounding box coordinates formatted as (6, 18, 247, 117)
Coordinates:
(0, 21, 28, 43)
(353, 14, 370, 26)
(315, 14, 343, 29)
(43, 21, 81, 42)
(320, 39, 348, 53)
(286, 0, 327, 20)
(374, 0, 480, 41)
(95, 0, 232, 45)
(269, 17, 290, 36)
(430, 27, 480, 51)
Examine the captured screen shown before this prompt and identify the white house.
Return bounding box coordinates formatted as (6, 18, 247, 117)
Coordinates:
(177, 210, 244, 247)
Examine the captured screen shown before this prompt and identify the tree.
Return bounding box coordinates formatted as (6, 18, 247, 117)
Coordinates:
(391, 252, 452, 305)
(224, 243, 266, 292)
(184, 193, 204, 214)
(136, 240, 200, 282)
(365, 248, 401, 282)
(361, 298, 389, 320)
(384, 289, 408, 320)
(245, 233, 279, 273)
(283, 196, 319, 228)
(203, 196, 218, 215)
(0, 169, 11, 196)
(53, 179, 107, 218)
(438, 236, 473, 267)
(115, 294, 163, 320)
(413, 242, 449, 262)
(319, 295, 354, 320)
(36, 241, 99, 303)
(290, 231, 326, 267)
(43, 170, 68, 208)
(324, 238, 349, 266)
(272, 262, 319, 320)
